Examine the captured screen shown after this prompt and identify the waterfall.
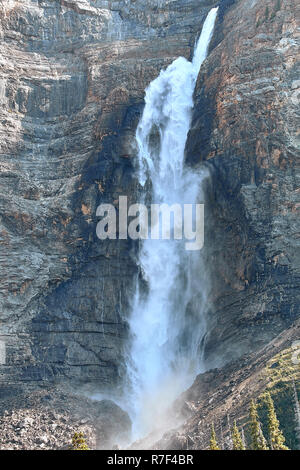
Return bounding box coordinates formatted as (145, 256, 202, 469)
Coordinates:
(126, 7, 219, 439)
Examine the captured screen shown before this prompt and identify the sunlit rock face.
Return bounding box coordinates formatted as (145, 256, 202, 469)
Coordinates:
(186, 0, 299, 367)
(0, 0, 217, 391)
(0, 0, 298, 401)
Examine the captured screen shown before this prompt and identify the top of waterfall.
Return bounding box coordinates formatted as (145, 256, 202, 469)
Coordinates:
(192, 7, 219, 72)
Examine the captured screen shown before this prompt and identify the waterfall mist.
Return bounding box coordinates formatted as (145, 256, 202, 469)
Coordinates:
(125, 7, 219, 441)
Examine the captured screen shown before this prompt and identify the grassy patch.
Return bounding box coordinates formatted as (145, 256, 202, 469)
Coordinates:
(241, 347, 299, 449)
(257, 348, 300, 449)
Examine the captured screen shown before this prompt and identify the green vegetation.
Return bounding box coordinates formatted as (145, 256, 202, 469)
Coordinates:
(259, 347, 300, 449)
(70, 432, 91, 450)
(264, 391, 289, 449)
(231, 420, 245, 450)
(209, 346, 299, 450)
(249, 400, 269, 450)
(209, 424, 220, 450)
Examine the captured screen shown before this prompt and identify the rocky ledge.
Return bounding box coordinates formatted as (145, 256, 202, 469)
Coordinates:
(0, 386, 131, 449)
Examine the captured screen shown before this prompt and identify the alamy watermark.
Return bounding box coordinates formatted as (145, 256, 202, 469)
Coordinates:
(96, 196, 204, 251)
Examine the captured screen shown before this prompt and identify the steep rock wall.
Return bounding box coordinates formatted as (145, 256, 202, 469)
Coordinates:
(186, 0, 300, 367)
(0, 0, 217, 392)
(0, 0, 299, 398)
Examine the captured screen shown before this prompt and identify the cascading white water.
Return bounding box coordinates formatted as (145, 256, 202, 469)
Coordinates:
(126, 7, 219, 439)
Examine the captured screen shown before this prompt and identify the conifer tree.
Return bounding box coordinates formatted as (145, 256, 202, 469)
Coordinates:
(231, 420, 245, 450)
(209, 424, 220, 450)
(292, 379, 300, 450)
(265, 392, 289, 450)
(70, 432, 91, 450)
(249, 400, 269, 450)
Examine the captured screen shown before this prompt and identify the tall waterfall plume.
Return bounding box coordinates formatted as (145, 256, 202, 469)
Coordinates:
(126, 7, 219, 439)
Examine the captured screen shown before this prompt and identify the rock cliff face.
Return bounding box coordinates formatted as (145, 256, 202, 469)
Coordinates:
(0, 0, 217, 392)
(0, 0, 299, 451)
(0, 0, 299, 427)
(186, 0, 299, 368)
